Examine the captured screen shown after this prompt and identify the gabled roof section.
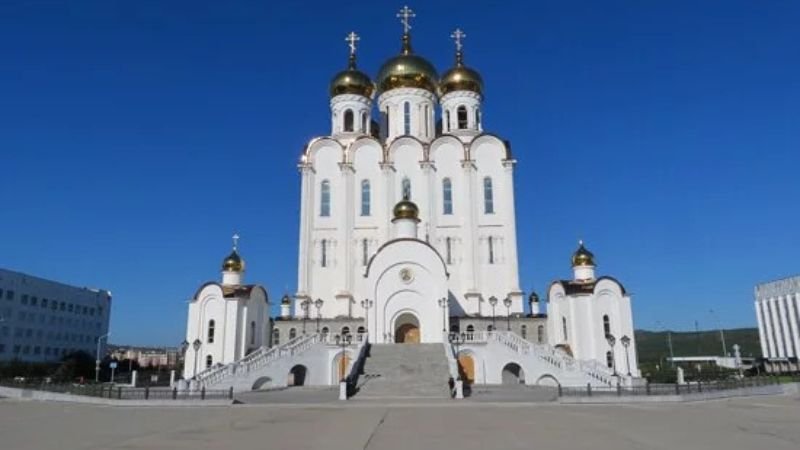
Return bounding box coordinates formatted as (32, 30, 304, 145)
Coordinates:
(192, 282, 268, 302)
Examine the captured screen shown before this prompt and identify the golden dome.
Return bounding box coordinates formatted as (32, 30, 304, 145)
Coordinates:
(393, 198, 420, 221)
(330, 55, 375, 98)
(280, 294, 292, 305)
(376, 35, 439, 94)
(571, 241, 595, 267)
(440, 52, 483, 96)
(222, 249, 245, 272)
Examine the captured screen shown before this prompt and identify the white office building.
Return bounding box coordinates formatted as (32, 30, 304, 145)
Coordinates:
(755, 275, 800, 362)
(0, 268, 112, 362)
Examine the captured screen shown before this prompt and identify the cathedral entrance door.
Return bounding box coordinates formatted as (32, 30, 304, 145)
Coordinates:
(395, 324, 420, 343)
(458, 354, 475, 384)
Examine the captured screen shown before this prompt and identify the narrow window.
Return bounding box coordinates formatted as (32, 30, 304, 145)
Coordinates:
(343, 109, 354, 132)
(424, 104, 429, 136)
(445, 110, 451, 132)
(521, 324, 527, 339)
(321, 239, 328, 268)
(457, 105, 468, 129)
(476, 108, 481, 128)
(360, 179, 370, 216)
(442, 178, 453, 215)
(289, 328, 297, 340)
(357, 326, 366, 334)
(487, 324, 494, 332)
(401, 177, 411, 200)
(206, 355, 213, 368)
(360, 111, 367, 133)
(488, 236, 495, 264)
(342, 326, 350, 336)
(322, 326, 329, 336)
(320, 180, 331, 217)
(272, 328, 280, 346)
(362, 239, 369, 266)
(606, 351, 614, 369)
(603, 315, 610, 336)
(537, 325, 544, 343)
(403, 102, 411, 135)
(562, 317, 568, 341)
(207, 320, 215, 344)
(250, 321, 256, 345)
(483, 177, 494, 214)
(445, 237, 452, 265)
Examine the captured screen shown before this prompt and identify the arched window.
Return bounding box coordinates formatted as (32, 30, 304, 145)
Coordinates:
(476, 108, 481, 128)
(205, 355, 213, 368)
(483, 177, 494, 214)
(606, 351, 614, 369)
(272, 328, 280, 346)
(343, 109, 354, 132)
(321, 239, 328, 268)
(321, 326, 329, 336)
(488, 236, 495, 264)
(445, 110, 451, 132)
(357, 326, 366, 335)
(521, 324, 528, 339)
(457, 105, 468, 129)
(442, 178, 453, 215)
(360, 179, 370, 216)
(320, 180, 331, 217)
(401, 177, 411, 200)
(466, 324, 475, 333)
(603, 315, 611, 336)
(207, 320, 215, 344)
(537, 325, 545, 343)
(360, 111, 367, 132)
(289, 328, 297, 339)
(403, 102, 411, 135)
(450, 324, 459, 333)
(562, 317, 568, 341)
(424, 104, 429, 136)
(250, 321, 256, 345)
(362, 239, 369, 266)
(341, 326, 350, 336)
(487, 324, 494, 332)
(445, 237, 452, 265)
(382, 108, 389, 137)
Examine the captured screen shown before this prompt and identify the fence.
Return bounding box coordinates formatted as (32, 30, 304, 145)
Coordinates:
(0, 379, 232, 401)
(558, 375, 796, 398)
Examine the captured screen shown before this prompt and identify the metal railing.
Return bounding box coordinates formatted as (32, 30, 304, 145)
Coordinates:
(558, 376, 793, 398)
(0, 379, 232, 401)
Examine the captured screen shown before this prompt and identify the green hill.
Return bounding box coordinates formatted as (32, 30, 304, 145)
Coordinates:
(635, 328, 761, 364)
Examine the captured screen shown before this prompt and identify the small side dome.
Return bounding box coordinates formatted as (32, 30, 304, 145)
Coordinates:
(440, 29, 483, 96)
(222, 249, 245, 272)
(280, 294, 292, 305)
(571, 241, 595, 267)
(393, 198, 419, 221)
(330, 31, 375, 98)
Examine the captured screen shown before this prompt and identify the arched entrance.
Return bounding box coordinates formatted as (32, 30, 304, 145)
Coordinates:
(501, 362, 525, 385)
(457, 353, 475, 385)
(332, 351, 351, 382)
(394, 312, 420, 343)
(289, 364, 307, 386)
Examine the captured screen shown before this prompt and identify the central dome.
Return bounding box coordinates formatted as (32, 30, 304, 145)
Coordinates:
(376, 35, 438, 94)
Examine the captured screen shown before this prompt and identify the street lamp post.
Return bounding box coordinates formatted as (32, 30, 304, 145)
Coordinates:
(503, 297, 512, 331)
(621, 335, 632, 376)
(606, 333, 617, 376)
(192, 339, 202, 378)
(314, 298, 324, 333)
(438, 298, 448, 333)
(301, 299, 311, 334)
(488, 296, 498, 330)
(179, 340, 189, 375)
(95, 333, 110, 383)
(360, 299, 373, 336)
(334, 334, 352, 382)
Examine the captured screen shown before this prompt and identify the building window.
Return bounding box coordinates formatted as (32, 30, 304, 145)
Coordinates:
(562, 317, 568, 341)
(207, 320, 215, 344)
(289, 328, 297, 339)
(321, 326, 329, 336)
(442, 178, 453, 215)
(341, 326, 350, 336)
(488, 236, 495, 264)
(321, 239, 328, 267)
(343, 109, 354, 132)
(476, 108, 481, 128)
(487, 324, 494, 332)
(360, 111, 367, 133)
(6, 290, 14, 300)
(537, 325, 545, 343)
(603, 315, 610, 336)
(250, 321, 256, 345)
(483, 177, 494, 214)
(424, 104, 429, 136)
(362, 239, 369, 266)
(320, 180, 331, 217)
(445, 110, 451, 132)
(606, 351, 614, 369)
(466, 325, 474, 334)
(206, 355, 213, 369)
(521, 324, 527, 339)
(401, 177, 411, 200)
(272, 328, 280, 346)
(383, 107, 389, 136)
(403, 101, 411, 135)
(445, 237, 452, 265)
(361, 179, 370, 216)
(357, 326, 366, 335)
(457, 105, 468, 129)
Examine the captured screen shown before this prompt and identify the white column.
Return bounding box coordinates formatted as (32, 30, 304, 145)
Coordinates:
(421, 161, 436, 243)
(297, 164, 314, 298)
(501, 159, 522, 311)
(461, 160, 478, 291)
(339, 163, 355, 295)
(785, 294, 800, 359)
(381, 162, 396, 244)
(769, 298, 785, 357)
(755, 299, 769, 358)
(762, 299, 776, 358)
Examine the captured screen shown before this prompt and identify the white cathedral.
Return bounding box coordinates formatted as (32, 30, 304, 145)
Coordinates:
(182, 7, 641, 396)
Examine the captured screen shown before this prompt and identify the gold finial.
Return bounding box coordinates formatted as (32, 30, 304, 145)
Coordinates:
(450, 28, 466, 66)
(397, 5, 415, 54)
(345, 31, 360, 69)
(232, 232, 240, 251)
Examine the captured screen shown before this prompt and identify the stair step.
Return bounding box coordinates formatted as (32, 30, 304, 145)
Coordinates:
(354, 343, 452, 399)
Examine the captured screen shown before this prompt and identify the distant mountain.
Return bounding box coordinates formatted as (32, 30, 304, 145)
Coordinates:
(634, 328, 761, 363)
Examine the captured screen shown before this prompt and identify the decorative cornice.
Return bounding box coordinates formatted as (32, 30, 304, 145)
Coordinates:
(440, 90, 482, 104)
(756, 275, 800, 299)
(378, 87, 438, 104)
(330, 94, 373, 107)
(460, 159, 476, 170)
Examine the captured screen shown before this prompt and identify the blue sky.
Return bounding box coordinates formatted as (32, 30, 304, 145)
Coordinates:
(1, 1, 798, 346)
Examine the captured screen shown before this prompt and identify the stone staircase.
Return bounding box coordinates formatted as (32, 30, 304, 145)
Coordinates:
(354, 344, 452, 398)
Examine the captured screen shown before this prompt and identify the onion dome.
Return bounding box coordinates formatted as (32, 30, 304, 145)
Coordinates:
(280, 294, 292, 305)
(376, 33, 439, 94)
(222, 249, 245, 272)
(393, 197, 420, 221)
(571, 240, 595, 267)
(440, 29, 483, 96)
(330, 33, 375, 98)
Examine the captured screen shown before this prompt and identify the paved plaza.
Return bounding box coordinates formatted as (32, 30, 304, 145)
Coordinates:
(1, 394, 799, 450)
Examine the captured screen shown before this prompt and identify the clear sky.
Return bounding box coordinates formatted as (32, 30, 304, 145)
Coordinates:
(1, 1, 798, 346)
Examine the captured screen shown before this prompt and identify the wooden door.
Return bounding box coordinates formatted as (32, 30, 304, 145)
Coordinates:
(458, 354, 475, 384)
